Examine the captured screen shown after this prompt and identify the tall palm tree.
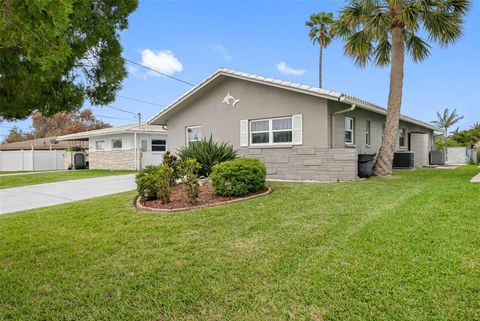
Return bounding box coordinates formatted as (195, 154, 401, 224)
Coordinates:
(306, 12, 334, 88)
(431, 108, 464, 138)
(334, 0, 470, 176)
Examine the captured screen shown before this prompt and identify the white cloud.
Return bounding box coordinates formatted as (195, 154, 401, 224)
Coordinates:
(126, 65, 139, 75)
(140, 49, 183, 77)
(275, 62, 305, 76)
(210, 44, 232, 60)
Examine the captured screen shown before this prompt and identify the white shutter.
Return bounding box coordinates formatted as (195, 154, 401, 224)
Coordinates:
(240, 119, 249, 146)
(292, 114, 303, 145)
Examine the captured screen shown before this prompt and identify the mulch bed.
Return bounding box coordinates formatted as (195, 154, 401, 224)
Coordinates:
(137, 183, 271, 212)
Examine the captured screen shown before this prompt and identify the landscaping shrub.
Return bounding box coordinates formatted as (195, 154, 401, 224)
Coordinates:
(177, 135, 237, 176)
(136, 164, 173, 202)
(162, 151, 179, 185)
(178, 158, 201, 203)
(157, 165, 174, 204)
(135, 165, 163, 200)
(65, 146, 85, 152)
(210, 158, 266, 197)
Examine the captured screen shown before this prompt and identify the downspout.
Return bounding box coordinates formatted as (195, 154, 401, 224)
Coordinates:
(134, 132, 137, 170)
(331, 100, 356, 148)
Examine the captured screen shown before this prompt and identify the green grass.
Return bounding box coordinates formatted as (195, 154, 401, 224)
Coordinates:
(0, 169, 134, 189)
(0, 170, 61, 174)
(0, 171, 35, 174)
(1, 166, 479, 320)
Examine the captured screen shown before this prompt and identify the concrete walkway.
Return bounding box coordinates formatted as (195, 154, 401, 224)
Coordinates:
(0, 174, 136, 215)
(470, 172, 480, 183)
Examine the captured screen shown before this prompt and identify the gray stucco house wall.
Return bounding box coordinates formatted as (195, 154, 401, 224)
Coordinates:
(149, 68, 438, 182)
(328, 100, 434, 153)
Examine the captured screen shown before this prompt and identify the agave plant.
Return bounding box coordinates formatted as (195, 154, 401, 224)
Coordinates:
(176, 135, 237, 176)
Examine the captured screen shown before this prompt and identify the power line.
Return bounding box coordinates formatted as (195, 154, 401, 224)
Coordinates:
(105, 105, 138, 116)
(117, 95, 166, 107)
(125, 58, 195, 87)
(94, 114, 134, 122)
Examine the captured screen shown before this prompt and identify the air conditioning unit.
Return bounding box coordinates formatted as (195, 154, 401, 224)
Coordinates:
(429, 150, 446, 165)
(393, 151, 414, 169)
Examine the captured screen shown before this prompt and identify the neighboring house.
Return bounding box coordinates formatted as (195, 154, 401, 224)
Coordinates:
(0, 136, 86, 151)
(58, 124, 167, 170)
(0, 136, 87, 172)
(148, 68, 439, 182)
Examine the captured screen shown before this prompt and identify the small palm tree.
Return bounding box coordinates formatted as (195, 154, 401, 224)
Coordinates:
(431, 108, 464, 138)
(334, 0, 470, 176)
(306, 12, 334, 88)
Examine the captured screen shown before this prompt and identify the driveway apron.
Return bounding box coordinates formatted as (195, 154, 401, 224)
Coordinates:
(0, 174, 136, 215)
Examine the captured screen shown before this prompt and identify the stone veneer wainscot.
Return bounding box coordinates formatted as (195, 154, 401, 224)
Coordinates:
(238, 146, 357, 182)
(88, 149, 141, 170)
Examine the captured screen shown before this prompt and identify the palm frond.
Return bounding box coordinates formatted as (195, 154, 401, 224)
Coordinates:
(405, 32, 430, 62)
(337, 3, 366, 33)
(421, 1, 469, 46)
(372, 35, 391, 66)
(433, 107, 464, 129)
(344, 30, 373, 67)
(306, 12, 335, 48)
(400, 1, 420, 31)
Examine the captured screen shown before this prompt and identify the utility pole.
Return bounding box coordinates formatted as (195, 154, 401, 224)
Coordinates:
(137, 112, 142, 128)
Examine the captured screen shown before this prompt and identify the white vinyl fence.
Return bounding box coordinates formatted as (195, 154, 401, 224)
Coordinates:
(0, 150, 64, 171)
(446, 146, 475, 165)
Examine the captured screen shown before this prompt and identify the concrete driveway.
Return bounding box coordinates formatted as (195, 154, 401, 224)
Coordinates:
(0, 174, 136, 215)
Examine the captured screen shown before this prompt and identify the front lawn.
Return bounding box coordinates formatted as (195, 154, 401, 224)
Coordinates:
(0, 166, 479, 320)
(0, 169, 134, 189)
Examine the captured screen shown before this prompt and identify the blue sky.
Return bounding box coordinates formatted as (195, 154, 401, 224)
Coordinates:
(2, 0, 479, 139)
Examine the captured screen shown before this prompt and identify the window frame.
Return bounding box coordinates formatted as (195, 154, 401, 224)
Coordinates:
(365, 120, 371, 147)
(95, 140, 105, 151)
(399, 127, 406, 148)
(345, 117, 355, 145)
(112, 138, 123, 150)
(185, 126, 202, 145)
(249, 116, 293, 146)
(151, 138, 166, 152)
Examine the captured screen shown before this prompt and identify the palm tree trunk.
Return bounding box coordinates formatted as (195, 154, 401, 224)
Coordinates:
(319, 45, 323, 88)
(373, 27, 405, 176)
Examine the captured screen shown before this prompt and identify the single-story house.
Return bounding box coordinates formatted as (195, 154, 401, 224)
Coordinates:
(0, 136, 86, 151)
(58, 124, 167, 170)
(147, 68, 440, 182)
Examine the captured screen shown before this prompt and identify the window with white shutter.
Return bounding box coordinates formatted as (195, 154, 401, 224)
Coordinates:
(240, 120, 248, 146)
(247, 115, 302, 146)
(292, 114, 303, 145)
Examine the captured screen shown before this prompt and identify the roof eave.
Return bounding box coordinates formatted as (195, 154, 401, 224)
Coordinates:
(57, 129, 166, 141)
(147, 69, 341, 125)
(147, 68, 439, 132)
(147, 69, 225, 125)
(339, 96, 441, 132)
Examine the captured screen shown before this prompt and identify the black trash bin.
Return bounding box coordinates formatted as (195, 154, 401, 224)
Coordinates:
(358, 153, 376, 178)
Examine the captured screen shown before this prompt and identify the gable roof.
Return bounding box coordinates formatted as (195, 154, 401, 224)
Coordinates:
(0, 136, 87, 150)
(57, 124, 167, 141)
(148, 68, 440, 131)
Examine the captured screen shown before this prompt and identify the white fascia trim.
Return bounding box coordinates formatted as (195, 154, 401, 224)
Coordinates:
(147, 70, 225, 125)
(58, 130, 166, 141)
(339, 96, 441, 132)
(147, 68, 440, 133)
(147, 69, 342, 125)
